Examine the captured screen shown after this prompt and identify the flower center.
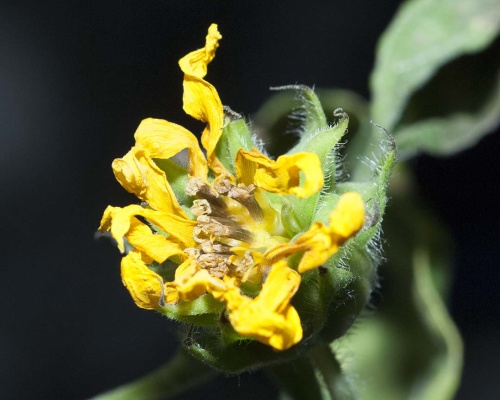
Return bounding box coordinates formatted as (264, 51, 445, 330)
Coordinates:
(184, 175, 286, 282)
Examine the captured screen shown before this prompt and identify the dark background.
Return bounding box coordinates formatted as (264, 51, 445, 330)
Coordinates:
(1, 1, 499, 399)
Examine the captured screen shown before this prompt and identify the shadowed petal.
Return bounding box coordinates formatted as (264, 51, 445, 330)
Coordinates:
(121, 250, 166, 310)
(112, 148, 188, 218)
(134, 118, 208, 180)
(99, 204, 196, 253)
(223, 260, 303, 350)
(235, 148, 323, 198)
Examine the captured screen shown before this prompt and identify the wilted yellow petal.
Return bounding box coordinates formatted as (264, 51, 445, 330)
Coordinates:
(121, 250, 166, 310)
(178, 24, 225, 175)
(173, 259, 227, 302)
(112, 148, 188, 218)
(235, 148, 323, 198)
(99, 205, 114, 233)
(328, 191, 365, 238)
(292, 223, 337, 273)
(99, 204, 195, 253)
(263, 223, 336, 274)
(126, 217, 186, 263)
(134, 118, 208, 179)
(223, 260, 303, 350)
(178, 23, 221, 80)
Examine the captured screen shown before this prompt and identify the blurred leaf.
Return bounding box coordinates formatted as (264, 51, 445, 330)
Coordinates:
(371, 0, 500, 132)
(334, 167, 463, 400)
(396, 59, 500, 158)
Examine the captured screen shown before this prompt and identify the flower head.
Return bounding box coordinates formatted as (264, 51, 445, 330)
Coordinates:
(98, 24, 387, 358)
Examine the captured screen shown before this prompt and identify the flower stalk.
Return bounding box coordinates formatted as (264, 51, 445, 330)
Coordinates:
(91, 351, 217, 400)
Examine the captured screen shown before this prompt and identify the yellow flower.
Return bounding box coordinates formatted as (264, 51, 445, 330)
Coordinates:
(99, 24, 365, 351)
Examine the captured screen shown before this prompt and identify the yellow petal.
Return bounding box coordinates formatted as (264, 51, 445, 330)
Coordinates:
(173, 259, 227, 302)
(178, 24, 221, 80)
(178, 24, 225, 175)
(121, 250, 166, 310)
(235, 148, 324, 198)
(261, 223, 332, 273)
(134, 118, 208, 179)
(126, 217, 186, 263)
(292, 223, 337, 273)
(98, 205, 114, 233)
(328, 192, 365, 239)
(223, 260, 303, 350)
(112, 148, 188, 218)
(100, 205, 195, 253)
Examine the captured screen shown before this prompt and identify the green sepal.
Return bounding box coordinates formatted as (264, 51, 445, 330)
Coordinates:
(280, 85, 329, 136)
(280, 198, 306, 237)
(153, 158, 193, 212)
(308, 126, 396, 343)
(317, 233, 379, 344)
(335, 170, 462, 400)
(282, 114, 349, 234)
(215, 114, 255, 175)
(158, 294, 225, 327)
(184, 331, 306, 374)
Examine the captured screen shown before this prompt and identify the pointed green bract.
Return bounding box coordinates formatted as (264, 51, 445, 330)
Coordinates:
(215, 115, 255, 175)
(283, 93, 349, 232)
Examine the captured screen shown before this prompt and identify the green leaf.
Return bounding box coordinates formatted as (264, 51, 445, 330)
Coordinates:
(371, 0, 500, 131)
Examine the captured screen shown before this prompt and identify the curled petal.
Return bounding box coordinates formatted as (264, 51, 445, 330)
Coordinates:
(112, 148, 188, 218)
(223, 260, 303, 350)
(178, 23, 221, 80)
(173, 259, 227, 302)
(328, 192, 365, 238)
(235, 148, 323, 198)
(262, 192, 365, 273)
(262, 223, 332, 273)
(134, 118, 208, 179)
(126, 217, 186, 263)
(99, 205, 196, 253)
(121, 250, 166, 310)
(290, 223, 338, 273)
(179, 24, 225, 174)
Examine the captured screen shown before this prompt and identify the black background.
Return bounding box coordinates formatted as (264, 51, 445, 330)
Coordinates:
(1, 1, 499, 399)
